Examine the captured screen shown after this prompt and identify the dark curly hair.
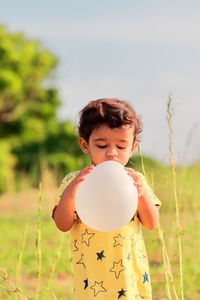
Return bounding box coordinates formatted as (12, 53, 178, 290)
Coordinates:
(77, 98, 142, 143)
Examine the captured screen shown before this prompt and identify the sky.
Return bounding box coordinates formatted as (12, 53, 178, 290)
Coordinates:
(1, 0, 200, 165)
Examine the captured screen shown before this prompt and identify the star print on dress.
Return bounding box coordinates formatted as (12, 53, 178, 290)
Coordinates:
(129, 234, 136, 248)
(126, 252, 131, 260)
(118, 288, 126, 298)
(96, 250, 105, 260)
(65, 175, 73, 183)
(137, 249, 146, 259)
(109, 259, 126, 279)
(142, 272, 149, 283)
(81, 229, 95, 247)
(134, 295, 145, 299)
(58, 171, 161, 299)
(113, 233, 125, 247)
(73, 240, 78, 252)
(67, 175, 73, 181)
(76, 254, 86, 269)
(90, 281, 107, 296)
(83, 279, 88, 289)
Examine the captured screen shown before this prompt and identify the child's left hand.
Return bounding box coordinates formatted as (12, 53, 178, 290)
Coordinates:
(125, 167, 160, 229)
(125, 167, 145, 198)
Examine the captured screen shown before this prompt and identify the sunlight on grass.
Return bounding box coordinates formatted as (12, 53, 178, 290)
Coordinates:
(0, 100, 200, 299)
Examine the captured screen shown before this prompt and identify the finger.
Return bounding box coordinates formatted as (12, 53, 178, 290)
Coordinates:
(125, 167, 137, 173)
(127, 172, 140, 183)
(77, 166, 94, 180)
(79, 165, 94, 174)
(82, 165, 94, 172)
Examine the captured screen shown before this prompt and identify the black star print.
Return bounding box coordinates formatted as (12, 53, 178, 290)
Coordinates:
(96, 250, 105, 261)
(90, 281, 107, 296)
(113, 233, 125, 247)
(142, 272, 149, 283)
(84, 279, 88, 289)
(76, 254, 86, 269)
(118, 288, 126, 298)
(73, 239, 78, 252)
(81, 229, 95, 247)
(109, 259, 126, 279)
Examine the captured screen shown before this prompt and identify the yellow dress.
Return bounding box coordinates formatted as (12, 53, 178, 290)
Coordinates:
(55, 170, 161, 300)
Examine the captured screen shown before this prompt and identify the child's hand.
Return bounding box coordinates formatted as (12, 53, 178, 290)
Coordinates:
(53, 165, 94, 232)
(63, 165, 95, 200)
(125, 167, 145, 197)
(125, 167, 160, 229)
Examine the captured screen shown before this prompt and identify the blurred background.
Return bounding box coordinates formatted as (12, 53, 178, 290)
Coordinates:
(0, 1, 200, 299)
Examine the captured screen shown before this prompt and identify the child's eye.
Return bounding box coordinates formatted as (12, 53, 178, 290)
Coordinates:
(117, 146, 126, 149)
(97, 145, 107, 148)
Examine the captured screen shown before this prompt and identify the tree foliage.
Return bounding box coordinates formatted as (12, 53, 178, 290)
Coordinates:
(0, 26, 165, 194)
(0, 26, 86, 192)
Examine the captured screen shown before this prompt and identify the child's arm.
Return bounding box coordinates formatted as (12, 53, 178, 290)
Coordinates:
(125, 168, 159, 230)
(53, 165, 94, 232)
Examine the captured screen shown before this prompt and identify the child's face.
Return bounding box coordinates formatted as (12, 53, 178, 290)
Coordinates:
(79, 124, 138, 166)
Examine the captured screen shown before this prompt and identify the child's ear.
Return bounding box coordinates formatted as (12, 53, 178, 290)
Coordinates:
(78, 137, 89, 154)
(131, 140, 139, 156)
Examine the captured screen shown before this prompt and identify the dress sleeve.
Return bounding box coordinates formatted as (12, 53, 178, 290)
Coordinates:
(138, 172, 162, 209)
(52, 171, 79, 220)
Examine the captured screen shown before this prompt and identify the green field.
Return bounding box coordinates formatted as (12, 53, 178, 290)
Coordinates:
(0, 163, 200, 300)
(1, 24, 199, 300)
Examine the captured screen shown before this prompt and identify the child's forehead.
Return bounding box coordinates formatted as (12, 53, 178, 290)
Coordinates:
(90, 124, 135, 140)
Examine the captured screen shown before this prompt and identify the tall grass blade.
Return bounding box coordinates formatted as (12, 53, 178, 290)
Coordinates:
(167, 96, 184, 300)
(0, 268, 27, 299)
(138, 138, 179, 299)
(45, 232, 65, 297)
(16, 225, 28, 288)
(35, 182, 43, 300)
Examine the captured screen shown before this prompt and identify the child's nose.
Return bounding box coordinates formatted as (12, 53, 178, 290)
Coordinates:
(106, 147, 118, 157)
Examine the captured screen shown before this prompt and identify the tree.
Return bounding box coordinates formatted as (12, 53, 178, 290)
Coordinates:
(0, 26, 86, 192)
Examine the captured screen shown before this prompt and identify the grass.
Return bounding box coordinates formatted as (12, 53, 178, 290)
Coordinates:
(0, 162, 200, 299)
(0, 188, 74, 300)
(0, 100, 200, 299)
(143, 163, 200, 299)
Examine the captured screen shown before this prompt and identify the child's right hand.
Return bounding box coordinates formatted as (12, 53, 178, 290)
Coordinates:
(63, 165, 94, 200)
(53, 165, 95, 232)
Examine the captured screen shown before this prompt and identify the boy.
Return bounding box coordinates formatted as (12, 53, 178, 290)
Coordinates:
(52, 98, 161, 299)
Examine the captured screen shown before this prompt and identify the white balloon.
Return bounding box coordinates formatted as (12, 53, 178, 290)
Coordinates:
(75, 161, 138, 232)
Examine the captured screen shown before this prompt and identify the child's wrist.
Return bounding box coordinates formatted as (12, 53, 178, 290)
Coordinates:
(138, 188, 149, 201)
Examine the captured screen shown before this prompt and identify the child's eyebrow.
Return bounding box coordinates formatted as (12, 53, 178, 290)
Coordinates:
(93, 138, 129, 143)
(93, 138, 106, 142)
(117, 139, 129, 143)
